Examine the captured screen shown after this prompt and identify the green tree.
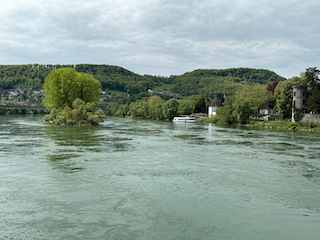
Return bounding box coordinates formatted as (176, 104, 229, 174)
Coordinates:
(162, 98, 179, 120)
(177, 99, 193, 115)
(274, 76, 306, 119)
(189, 95, 206, 113)
(148, 96, 164, 120)
(231, 84, 272, 123)
(42, 68, 101, 109)
(232, 99, 253, 124)
(305, 67, 320, 112)
(213, 96, 236, 124)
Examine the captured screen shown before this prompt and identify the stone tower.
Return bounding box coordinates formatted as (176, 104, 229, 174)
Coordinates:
(292, 85, 307, 122)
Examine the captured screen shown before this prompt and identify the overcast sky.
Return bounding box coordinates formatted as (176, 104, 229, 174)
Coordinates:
(1, 0, 320, 78)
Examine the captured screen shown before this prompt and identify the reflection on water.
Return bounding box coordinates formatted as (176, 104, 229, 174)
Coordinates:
(0, 115, 320, 240)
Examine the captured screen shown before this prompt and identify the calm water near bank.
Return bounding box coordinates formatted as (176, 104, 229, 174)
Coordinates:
(1, 115, 320, 240)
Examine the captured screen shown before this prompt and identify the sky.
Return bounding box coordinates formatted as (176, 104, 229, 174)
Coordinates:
(1, 0, 320, 78)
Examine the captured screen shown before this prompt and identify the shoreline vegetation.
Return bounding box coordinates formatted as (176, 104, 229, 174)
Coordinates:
(0, 108, 47, 115)
(2, 65, 320, 131)
(41, 68, 106, 126)
(198, 118, 320, 132)
(42, 98, 106, 126)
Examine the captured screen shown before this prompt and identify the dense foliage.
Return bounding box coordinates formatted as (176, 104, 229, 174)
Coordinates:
(0, 65, 285, 98)
(110, 96, 195, 121)
(0, 108, 46, 115)
(213, 84, 272, 124)
(305, 67, 320, 113)
(0, 64, 167, 93)
(42, 98, 106, 125)
(171, 68, 285, 97)
(274, 76, 306, 119)
(43, 68, 101, 109)
(42, 69, 106, 126)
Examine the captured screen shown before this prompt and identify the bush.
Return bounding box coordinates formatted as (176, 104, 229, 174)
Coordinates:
(42, 98, 106, 126)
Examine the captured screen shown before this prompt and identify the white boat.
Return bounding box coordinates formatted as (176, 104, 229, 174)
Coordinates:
(172, 116, 196, 123)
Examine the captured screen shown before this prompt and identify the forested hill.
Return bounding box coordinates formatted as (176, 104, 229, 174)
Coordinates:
(170, 68, 286, 98)
(0, 64, 285, 97)
(0, 64, 167, 93)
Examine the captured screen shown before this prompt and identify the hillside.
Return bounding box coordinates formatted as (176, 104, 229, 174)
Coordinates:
(170, 68, 286, 98)
(0, 65, 285, 97)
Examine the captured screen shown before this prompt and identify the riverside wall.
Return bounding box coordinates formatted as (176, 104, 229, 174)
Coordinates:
(300, 114, 320, 124)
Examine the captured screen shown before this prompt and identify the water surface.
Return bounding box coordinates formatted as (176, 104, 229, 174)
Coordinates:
(1, 115, 320, 239)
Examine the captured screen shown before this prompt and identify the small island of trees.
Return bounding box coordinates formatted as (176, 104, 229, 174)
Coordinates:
(41, 68, 106, 125)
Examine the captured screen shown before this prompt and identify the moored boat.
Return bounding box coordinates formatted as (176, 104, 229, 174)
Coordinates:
(172, 116, 196, 123)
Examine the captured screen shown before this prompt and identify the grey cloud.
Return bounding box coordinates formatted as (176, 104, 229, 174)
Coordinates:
(1, 0, 320, 78)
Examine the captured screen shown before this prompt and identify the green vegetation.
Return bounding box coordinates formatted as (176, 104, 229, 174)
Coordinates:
(171, 68, 285, 98)
(153, 83, 173, 91)
(274, 76, 306, 119)
(305, 67, 320, 113)
(110, 95, 198, 121)
(247, 121, 320, 131)
(42, 98, 106, 125)
(0, 64, 168, 94)
(0, 65, 285, 98)
(42, 69, 106, 125)
(212, 85, 272, 124)
(0, 108, 46, 115)
(43, 68, 101, 109)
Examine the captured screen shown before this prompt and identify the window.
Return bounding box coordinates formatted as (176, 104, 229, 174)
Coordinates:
(293, 92, 296, 96)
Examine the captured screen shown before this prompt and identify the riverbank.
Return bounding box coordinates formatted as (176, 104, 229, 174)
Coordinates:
(198, 118, 320, 131)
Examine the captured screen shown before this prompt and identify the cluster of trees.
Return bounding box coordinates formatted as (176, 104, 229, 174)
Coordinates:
(171, 68, 285, 97)
(42, 68, 106, 126)
(1, 65, 285, 99)
(213, 85, 273, 124)
(43, 98, 106, 125)
(0, 64, 168, 94)
(274, 67, 320, 119)
(110, 95, 206, 121)
(0, 108, 46, 115)
(214, 67, 320, 124)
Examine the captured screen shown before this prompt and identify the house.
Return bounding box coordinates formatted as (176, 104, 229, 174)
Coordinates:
(208, 98, 221, 118)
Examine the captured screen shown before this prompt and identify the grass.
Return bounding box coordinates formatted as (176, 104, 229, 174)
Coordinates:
(106, 90, 127, 96)
(198, 117, 320, 132)
(247, 121, 320, 131)
(153, 83, 173, 91)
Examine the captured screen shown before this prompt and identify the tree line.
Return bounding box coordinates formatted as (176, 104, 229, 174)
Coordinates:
(213, 67, 320, 124)
(0, 65, 285, 98)
(110, 95, 207, 121)
(171, 68, 285, 98)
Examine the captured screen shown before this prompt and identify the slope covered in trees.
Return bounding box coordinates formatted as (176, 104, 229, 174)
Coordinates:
(171, 68, 286, 98)
(0, 65, 285, 97)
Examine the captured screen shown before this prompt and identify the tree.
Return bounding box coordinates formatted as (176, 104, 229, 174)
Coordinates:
(213, 85, 272, 124)
(189, 95, 206, 113)
(162, 98, 179, 120)
(266, 81, 279, 94)
(234, 84, 272, 113)
(213, 96, 236, 124)
(42, 68, 101, 109)
(148, 96, 164, 120)
(305, 67, 320, 112)
(274, 76, 306, 119)
(42, 98, 106, 125)
(177, 99, 193, 115)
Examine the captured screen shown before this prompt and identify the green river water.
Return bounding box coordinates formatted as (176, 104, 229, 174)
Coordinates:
(0, 115, 319, 240)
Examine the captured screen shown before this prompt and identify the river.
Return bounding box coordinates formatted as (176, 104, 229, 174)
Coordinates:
(0, 115, 319, 240)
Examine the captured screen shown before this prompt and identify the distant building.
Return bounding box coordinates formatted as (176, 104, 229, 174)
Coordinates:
(208, 98, 221, 118)
(292, 85, 307, 122)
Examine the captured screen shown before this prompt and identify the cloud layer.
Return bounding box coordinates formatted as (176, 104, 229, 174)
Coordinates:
(1, 0, 320, 78)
